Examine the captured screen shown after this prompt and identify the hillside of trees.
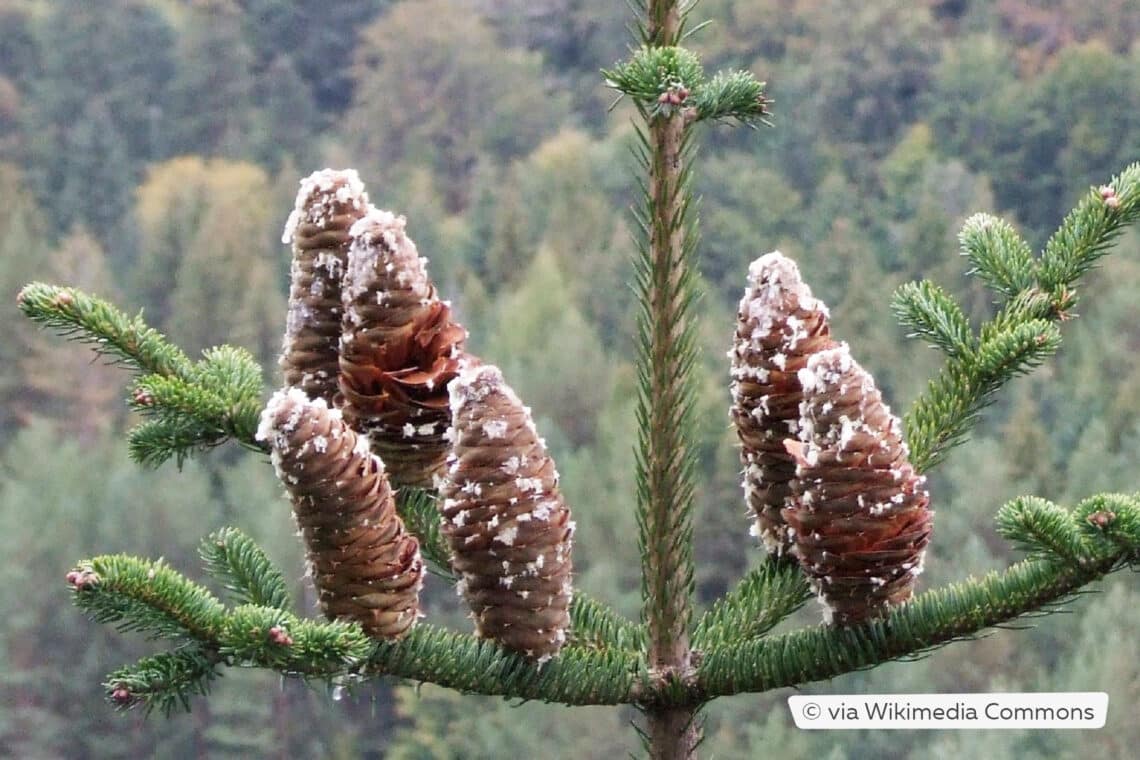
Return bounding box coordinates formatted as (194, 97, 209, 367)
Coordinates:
(1, 0, 1138, 757)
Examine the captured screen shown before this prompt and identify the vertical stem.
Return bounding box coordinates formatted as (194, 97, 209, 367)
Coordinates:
(640, 1, 699, 757)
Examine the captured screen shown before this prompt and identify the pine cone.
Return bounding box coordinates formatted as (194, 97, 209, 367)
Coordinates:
(439, 365, 574, 661)
(257, 387, 424, 639)
(280, 169, 370, 403)
(339, 207, 469, 489)
(782, 345, 933, 625)
(730, 252, 836, 557)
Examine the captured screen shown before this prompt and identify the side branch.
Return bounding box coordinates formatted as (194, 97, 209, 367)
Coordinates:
(693, 554, 1126, 701)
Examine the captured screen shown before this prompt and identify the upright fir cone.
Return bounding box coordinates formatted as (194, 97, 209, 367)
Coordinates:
(439, 365, 574, 662)
(280, 169, 370, 403)
(783, 345, 933, 625)
(256, 388, 423, 639)
(730, 252, 837, 557)
(339, 207, 469, 489)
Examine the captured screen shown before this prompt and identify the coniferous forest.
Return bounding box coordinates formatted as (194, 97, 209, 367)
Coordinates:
(2, 0, 1140, 757)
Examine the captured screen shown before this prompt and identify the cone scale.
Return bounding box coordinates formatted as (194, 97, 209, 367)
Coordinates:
(730, 252, 837, 557)
(339, 207, 469, 489)
(257, 388, 423, 639)
(439, 365, 574, 661)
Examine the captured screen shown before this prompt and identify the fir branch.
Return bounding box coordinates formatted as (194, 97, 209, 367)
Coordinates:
(568, 593, 646, 652)
(18, 283, 268, 467)
(958, 213, 1036, 298)
(1073, 493, 1140, 562)
(1038, 163, 1140, 290)
(17, 283, 193, 379)
(70, 555, 227, 642)
(104, 648, 220, 716)
(691, 560, 811, 650)
(899, 165, 1140, 472)
(193, 345, 265, 445)
(603, 45, 705, 115)
(127, 417, 223, 469)
(368, 623, 643, 705)
(633, 116, 702, 661)
(905, 320, 1061, 472)
(200, 528, 290, 610)
(395, 488, 453, 577)
(127, 347, 267, 467)
(693, 552, 1125, 702)
(691, 70, 771, 126)
(890, 281, 974, 359)
(220, 606, 374, 676)
(996, 496, 1091, 565)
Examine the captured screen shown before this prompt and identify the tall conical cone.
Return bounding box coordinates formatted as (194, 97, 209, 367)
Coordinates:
(257, 387, 423, 639)
(783, 345, 933, 625)
(339, 207, 469, 489)
(439, 364, 573, 662)
(730, 252, 837, 557)
(280, 169, 369, 403)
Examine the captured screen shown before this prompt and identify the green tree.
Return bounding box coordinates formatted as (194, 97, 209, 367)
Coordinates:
(345, 0, 568, 211)
(0, 163, 48, 435)
(166, 0, 259, 158)
(16, 228, 121, 442)
(20, 0, 175, 236)
(240, 0, 390, 114)
(133, 157, 285, 367)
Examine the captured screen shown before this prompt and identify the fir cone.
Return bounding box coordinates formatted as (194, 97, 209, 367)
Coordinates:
(782, 345, 933, 625)
(280, 169, 370, 403)
(439, 365, 573, 661)
(730, 252, 837, 557)
(339, 207, 469, 489)
(257, 387, 423, 639)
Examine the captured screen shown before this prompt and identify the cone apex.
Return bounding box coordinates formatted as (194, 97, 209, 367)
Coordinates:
(282, 169, 369, 245)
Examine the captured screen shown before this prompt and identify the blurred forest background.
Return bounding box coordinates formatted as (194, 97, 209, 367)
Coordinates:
(0, 0, 1138, 757)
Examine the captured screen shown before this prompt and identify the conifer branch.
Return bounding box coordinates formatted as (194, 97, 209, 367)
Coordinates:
(996, 496, 1091, 565)
(694, 554, 1125, 701)
(395, 488, 454, 577)
(632, 69, 700, 675)
(367, 623, 643, 705)
(200, 528, 290, 611)
(691, 70, 771, 126)
(568, 594, 646, 652)
(959, 214, 1036, 298)
(1039, 163, 1140, 290)
(18, 283, 268, 466)
(891, 281, 974, 359)
(17, 283, 193, 379)
(70, 556, 227, 642)
(694, 494, 1140, 701)
(691, 560, 811, 650)
(104, 648, 220, 716)
(899, 164, 1140, 472)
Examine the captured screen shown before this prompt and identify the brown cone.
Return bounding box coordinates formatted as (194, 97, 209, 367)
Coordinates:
(257, 387, 423, 639)
(339, 207, 469, 489)
(730, 252, 837, 557)
(782, 345, 933, 625)
(280, 169, 369, 403)
(439, 364, 573, 661)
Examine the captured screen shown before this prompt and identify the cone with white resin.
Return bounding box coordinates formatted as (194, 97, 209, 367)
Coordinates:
(339, 207, 469, 488)
(257, 388, 423, 639)
(280, 169, 370, 403)
(730, 252, 837, 557)
(439, 365, 573, 661)
(783, 345, 932, 625)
